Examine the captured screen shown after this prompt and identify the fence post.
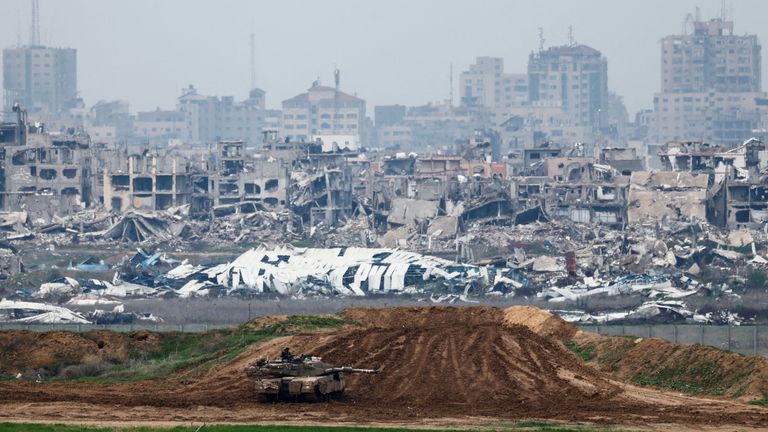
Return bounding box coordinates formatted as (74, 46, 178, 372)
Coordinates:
(648, 326, 652, 338)
(727, 325, 732, 351)
(754, 326, 758, 356)
(700, 325, 704, 345)
(673, 325, 678, 344)
(621, 325, 625, 336)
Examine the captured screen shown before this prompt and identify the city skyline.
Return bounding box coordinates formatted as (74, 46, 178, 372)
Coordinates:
(2, 0, 768, 115)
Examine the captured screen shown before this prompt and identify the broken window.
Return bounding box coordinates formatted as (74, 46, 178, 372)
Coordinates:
(156, 194, 173, 210)
(156, 175, 173, 191)
(60, 187, 79, 195)
(244, 183, 261, 194)
(111, 197, 122, 210)
(12, 150, 34, 165)
(62, 168, 77, 179)
(730, 186, 749, 202)
(265, 179, 279, 192)
(220, 183, 239, 195)
(133, 177, 153, 192)
(264, 197, 279, 207)
(112, 175, 129, 191)
(39, 168, 57, 180)
(735, 210, 750, 223)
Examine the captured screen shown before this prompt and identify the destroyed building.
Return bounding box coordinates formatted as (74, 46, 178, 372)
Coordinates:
(628, 171, 708, 223)
(659, 139, 768, 228)
(102, 148, 192, 212)
(0, 106, 93, 221)
(205, 140, 290, 215)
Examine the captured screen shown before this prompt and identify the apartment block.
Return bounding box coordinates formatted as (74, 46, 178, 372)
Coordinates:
(281, 81, 365, 143)
(528, 44, 608, 128)
(460, 57, 529, 109)
(3, 45, 77, 114)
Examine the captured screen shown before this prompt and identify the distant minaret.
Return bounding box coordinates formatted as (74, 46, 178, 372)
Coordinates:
(30, 0, 40, 46)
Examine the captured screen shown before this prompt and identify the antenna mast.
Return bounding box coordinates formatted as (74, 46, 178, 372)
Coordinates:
(249, 31, 256, 90)
(449, 63, 453, 108)
(538, 27, 545, 51)
(721, 0, 727, 21)
(30, 0, 40, 46)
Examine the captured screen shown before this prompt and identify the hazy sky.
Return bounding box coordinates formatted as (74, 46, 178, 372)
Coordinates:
(2, 0, 768, 116)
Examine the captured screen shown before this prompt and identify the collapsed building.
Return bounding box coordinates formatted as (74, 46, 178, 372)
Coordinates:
(0, 106, 92, 221)
(659, 139, 768, 228)
(102, 148, 192, 212)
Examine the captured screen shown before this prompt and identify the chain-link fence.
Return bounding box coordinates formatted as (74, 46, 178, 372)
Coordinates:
(579, 324, 767, 358)
(0, 323, 233, 333)
(1, 323, 765, 358)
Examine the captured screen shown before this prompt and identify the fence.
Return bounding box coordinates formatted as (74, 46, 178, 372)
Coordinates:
(0, 323, 234, 333)
(579, 324, 768, 358)
(1, 322, 766, 358)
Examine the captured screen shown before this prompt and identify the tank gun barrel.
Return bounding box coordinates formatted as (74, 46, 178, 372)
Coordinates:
(323, 367, 378, 374)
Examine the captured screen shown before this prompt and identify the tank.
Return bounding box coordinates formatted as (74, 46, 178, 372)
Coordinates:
(245, 354, 377, 402)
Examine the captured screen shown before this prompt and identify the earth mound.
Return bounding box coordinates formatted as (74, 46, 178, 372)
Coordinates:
(502, 305, 578, 340)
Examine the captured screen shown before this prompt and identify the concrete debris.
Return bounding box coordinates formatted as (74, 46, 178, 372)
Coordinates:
(532, 255, 559, 272)
(0, 298, 89, 324)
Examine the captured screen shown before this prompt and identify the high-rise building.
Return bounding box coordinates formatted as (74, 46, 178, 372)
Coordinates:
(527, 44, 609, 128)
(459, 57, 528, 109)
(652, 16, 764, 145)
(661, 18, 760, 93)
(3, 46, 77, 113)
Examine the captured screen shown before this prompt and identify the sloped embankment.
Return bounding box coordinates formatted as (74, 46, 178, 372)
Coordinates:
(570, 330, 768, 401)
(503, 306, 768, 404)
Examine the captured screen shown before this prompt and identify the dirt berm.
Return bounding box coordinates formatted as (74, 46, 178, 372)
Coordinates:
(0, 306, 765, 428)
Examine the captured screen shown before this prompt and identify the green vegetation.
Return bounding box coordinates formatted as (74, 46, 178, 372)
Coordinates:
(70, 314, 347, 384)
(630, 357, 756, 396)
(593, 337, 636, 368)
(563, 340, 595, 362)
(0, 424, 611, 432)
(748, 398, 768, 407)
(511, 421, 560, 428)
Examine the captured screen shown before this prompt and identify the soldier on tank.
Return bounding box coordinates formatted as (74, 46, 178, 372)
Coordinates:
(281, 347, 294, 362)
